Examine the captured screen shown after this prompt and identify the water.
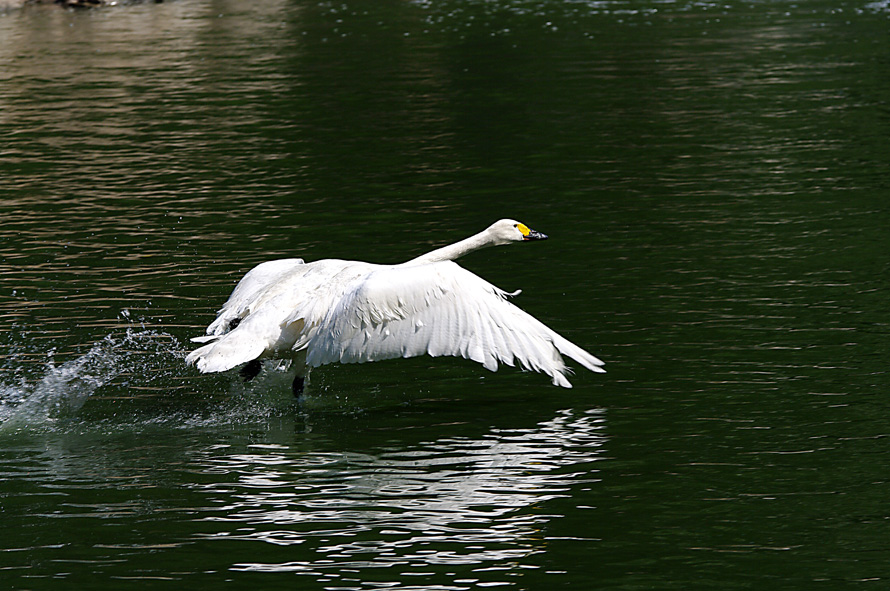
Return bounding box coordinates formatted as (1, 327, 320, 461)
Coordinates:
(1, 0, 889, 588)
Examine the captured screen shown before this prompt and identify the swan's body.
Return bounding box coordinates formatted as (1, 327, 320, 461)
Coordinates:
(186, 220, 604, 392)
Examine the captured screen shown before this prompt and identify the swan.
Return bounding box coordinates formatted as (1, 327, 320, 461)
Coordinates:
(186, 219, 605, 394)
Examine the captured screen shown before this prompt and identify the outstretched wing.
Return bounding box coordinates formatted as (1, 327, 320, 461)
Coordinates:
(304, 261, 604, 387)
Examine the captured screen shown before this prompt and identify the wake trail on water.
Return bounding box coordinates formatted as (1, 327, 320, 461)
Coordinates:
(0, 329, 182, 432)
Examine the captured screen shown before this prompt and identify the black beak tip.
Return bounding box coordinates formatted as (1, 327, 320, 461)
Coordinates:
(525, 230, 548, 241)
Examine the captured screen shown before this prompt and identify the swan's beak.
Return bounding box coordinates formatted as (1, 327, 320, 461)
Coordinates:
(523, 228, 548, 241)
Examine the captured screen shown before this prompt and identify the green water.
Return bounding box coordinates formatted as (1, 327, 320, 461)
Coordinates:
(2, 0, 889, 588)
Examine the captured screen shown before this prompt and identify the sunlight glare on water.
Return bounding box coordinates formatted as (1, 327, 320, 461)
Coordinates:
(199, 410, 606, 580)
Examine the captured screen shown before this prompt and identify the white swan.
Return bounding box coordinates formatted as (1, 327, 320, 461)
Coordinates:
(186, 219, 605, 394)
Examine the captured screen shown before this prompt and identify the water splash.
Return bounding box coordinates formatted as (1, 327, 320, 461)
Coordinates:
(0, 329, 180, 433)
(864, 0, 890, 13)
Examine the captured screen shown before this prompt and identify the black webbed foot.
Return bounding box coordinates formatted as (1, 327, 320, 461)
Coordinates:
(240, 359, 262, 382)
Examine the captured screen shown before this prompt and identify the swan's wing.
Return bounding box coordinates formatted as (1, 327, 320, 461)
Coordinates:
(203, 258, 306, 337)
(305, 261, 604, 387)
(187, 303, 303, 373)
(187, 260, 375, 373)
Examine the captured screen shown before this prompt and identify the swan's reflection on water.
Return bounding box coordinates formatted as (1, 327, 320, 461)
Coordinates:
(195, 408, 606, 576)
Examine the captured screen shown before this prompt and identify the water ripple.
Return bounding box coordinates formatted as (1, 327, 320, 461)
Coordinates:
(191, 409, 606, 578)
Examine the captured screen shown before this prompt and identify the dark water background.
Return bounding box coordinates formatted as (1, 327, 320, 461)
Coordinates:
(1, 0, 889, 588)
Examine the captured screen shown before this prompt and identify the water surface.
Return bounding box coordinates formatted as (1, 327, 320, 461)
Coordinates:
(1, 0, 889, 588)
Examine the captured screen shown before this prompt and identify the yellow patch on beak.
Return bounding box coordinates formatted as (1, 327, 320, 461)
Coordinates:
(516, 223, 531, 237)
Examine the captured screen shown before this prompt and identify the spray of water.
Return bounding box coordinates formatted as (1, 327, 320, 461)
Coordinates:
(0, 329, 181, 432)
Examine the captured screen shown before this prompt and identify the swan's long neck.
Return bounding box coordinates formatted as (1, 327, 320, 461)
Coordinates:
(402, 229, 496, 266)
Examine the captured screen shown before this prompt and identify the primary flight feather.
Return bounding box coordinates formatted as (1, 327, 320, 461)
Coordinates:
(186, 219, 605, 393)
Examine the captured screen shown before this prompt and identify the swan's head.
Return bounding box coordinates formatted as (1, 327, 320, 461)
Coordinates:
(487, 219, 549, 245)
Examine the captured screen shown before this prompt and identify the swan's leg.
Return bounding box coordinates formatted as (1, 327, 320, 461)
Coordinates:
(292, 375, 305, 397)
(291, 350, 308, 398)
(240, 359, 262, 382)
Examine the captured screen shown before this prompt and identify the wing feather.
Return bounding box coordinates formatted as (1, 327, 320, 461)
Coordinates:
(304, 261, 604, 387)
